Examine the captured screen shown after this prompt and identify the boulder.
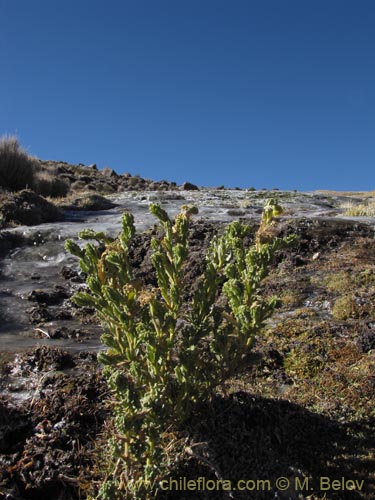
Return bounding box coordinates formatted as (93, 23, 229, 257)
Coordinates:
(62, 193, 117, 211)
(102, 167, 118, 178)
(181, 182, 199, 191)
(0, 231, 27, 255)
(0, 190, 64, 227)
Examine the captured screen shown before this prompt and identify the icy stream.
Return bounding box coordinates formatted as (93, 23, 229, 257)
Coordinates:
(0, 188, 367, 352)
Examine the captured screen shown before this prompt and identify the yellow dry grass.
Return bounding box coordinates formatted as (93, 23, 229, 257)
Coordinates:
(341, 200, 375, 216)
(316, 189, 375, 198)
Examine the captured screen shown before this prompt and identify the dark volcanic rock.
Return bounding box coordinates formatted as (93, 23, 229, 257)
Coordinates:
(26, 305, 54, 324)
(0, 231, 27, 256)
(60, 265, 86, 282)
(181, 181, 199, 191)
(27, 287, 69, 305)
(356, 323, 375, 353)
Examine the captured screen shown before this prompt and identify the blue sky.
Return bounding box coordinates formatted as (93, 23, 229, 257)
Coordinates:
(1, 0, 375, 190)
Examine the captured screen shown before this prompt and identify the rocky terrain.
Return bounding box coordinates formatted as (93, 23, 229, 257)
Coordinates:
(36, 159, 197, 194)
(0, 158, 200, 231)
(0, 166, 375, 499)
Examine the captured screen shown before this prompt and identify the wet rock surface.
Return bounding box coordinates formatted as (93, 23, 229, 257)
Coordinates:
(0, 348, 108, 500)
(1, 189, 375, 498)
(0, 232, 28, 257)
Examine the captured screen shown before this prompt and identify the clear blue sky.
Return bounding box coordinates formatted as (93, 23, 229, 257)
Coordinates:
(1, 0, 374, 190)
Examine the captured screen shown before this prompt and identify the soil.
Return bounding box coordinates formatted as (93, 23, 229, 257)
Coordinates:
(0, 348, 108, 500)
(1, 215, 375, 499)
(0, 190, 63, 228)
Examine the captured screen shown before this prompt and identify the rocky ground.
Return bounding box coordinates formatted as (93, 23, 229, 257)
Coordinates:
(0, 159, 199, 230)
(1, 158, 375, 499)
(1, 207, 375, 499)
(36, 159, 197, 194)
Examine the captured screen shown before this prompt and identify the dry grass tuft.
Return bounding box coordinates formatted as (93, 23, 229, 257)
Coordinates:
(0, 135, 37, 190)
(341, 200, 375, 216)
(33, 170, 69, 198)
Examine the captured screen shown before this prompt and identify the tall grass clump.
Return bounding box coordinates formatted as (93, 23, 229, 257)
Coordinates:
(342, 200, 375, 217)
(66, 199, 296, 500)
(33, 170, 69, 198)
(0, 135, 37, 191)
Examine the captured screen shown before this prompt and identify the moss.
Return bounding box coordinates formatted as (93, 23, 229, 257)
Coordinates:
(280, 289, 304, 308)
(325, 271, 354, 293)
(325, 269, 375, 294)
(331, 294, 375, 320)
(283, 336, 326, 379)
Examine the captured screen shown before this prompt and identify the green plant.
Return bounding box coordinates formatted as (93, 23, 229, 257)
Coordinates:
(66, 199, 295, 499)
(325, 271, 354, 294)
(331, 293, 371, 320)
(283, 332, 327, 380)
(0, 135, 37, 191)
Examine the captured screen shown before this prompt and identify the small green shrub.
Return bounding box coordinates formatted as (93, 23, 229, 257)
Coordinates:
(66, 199, 295, 499)
(0, 135, 37, 190)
